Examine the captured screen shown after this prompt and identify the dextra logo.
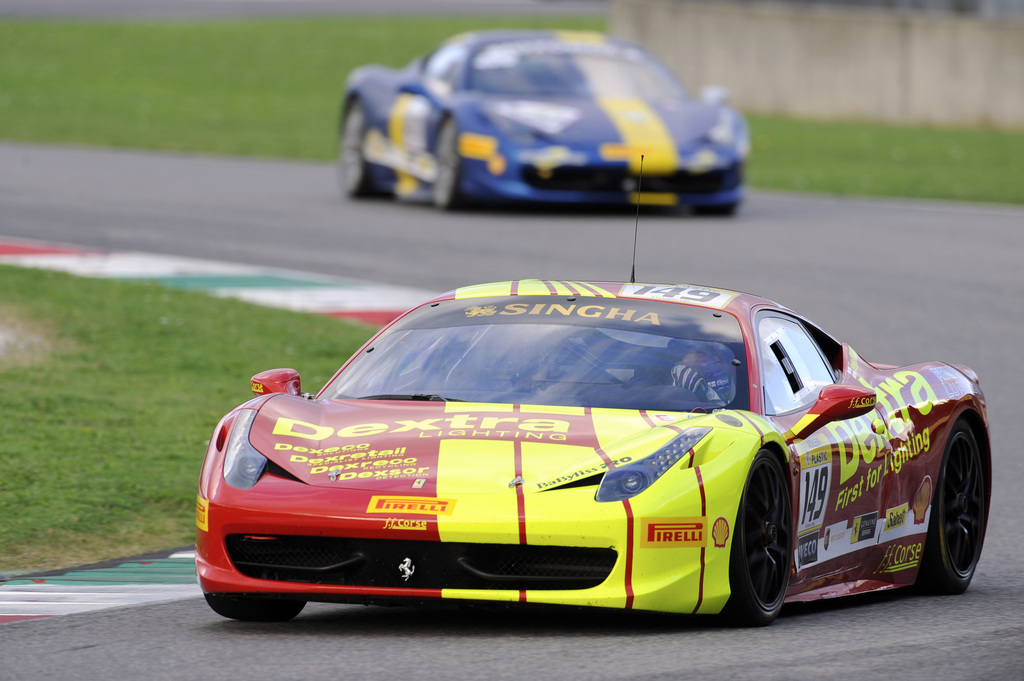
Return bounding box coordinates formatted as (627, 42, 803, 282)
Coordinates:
(272, 416, 571, 441)
(828, 370, 940, 485)
(367, 496, 456, 516)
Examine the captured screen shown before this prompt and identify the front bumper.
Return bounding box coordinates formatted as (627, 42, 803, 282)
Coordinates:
(196, 464, 742, 614)
(459, 142, 744, 208)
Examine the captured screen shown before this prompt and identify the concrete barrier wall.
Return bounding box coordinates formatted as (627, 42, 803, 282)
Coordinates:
(609, 0, 1024, 129)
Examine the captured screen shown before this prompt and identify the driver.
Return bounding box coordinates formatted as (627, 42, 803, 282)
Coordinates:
(670, 345, 731, 402)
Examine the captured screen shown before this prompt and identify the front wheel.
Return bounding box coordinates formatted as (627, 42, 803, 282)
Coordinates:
(721, 449, 792, 626)
(338, 99, 377, 198)
(204, 593, 306, 622)
(917, 419, 987, 594)
(432, 118, 466, 210)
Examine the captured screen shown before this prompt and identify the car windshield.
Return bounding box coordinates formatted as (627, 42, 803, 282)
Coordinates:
(323, 296, 748, 413)
(467, 40, 687, 99)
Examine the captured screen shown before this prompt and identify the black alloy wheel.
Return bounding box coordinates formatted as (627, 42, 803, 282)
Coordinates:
(918, 419, 987, 594)
(722, 449, 792, 626)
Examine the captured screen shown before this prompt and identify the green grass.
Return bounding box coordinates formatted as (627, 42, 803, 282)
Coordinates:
(748, 116, 1024, 204)
(0, 17, 1021, 204)
(0, 266, 373, 572)
(0, 17, 602, 159)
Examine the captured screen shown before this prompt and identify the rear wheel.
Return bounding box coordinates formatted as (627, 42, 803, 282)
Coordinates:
(722, 449, 792, 626)
(917, 419, 987, 594)
(204, 593, 306, 622)
(432, 118, 466, 210)
(339, 99, 377, 198)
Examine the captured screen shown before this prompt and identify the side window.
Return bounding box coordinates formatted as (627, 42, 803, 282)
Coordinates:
(423, 44, 468, 96)
(758, 316, 835, 415)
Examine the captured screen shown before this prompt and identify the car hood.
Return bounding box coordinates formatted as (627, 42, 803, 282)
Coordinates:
(480, 95, 722, 149)
(249, 395, 701, 494)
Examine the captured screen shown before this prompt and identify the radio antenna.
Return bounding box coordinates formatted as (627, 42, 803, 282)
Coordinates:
(629, 155, 644, 284)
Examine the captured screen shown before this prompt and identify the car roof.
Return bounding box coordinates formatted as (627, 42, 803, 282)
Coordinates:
(426, 280, 784, 319)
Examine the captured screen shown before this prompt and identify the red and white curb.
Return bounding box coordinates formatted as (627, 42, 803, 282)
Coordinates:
(0, 237, 435, 327)
(0, 551, 199, 624)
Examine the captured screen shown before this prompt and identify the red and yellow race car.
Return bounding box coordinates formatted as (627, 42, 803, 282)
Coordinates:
(195, 280, 990, 626)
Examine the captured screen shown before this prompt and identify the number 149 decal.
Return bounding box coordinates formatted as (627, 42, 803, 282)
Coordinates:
(798, 450, 833, 535)
(620, 284, 736, 309)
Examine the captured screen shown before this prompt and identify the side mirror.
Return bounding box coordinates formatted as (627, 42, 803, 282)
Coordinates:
(700, 85, 730, 107)
(250, 368, 301, 396)
(784, 384, 877, 442)
(398, 81, 432, 98)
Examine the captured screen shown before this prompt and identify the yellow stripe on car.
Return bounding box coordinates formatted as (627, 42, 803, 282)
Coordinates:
(554, 30, 607, 44)
(520, 404, 587, 417)
(597, 97, 678, 175)
(436, 438, 521, 544)
(454, 282, 515, 299)
(388, 94, 420, 196)
(783, 412, 821, 442)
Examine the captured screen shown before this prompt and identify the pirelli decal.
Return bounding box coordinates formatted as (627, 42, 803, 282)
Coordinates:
(196, 495, 209, 532)
(640, 517, 707, 548)
(367, 496, 456, 516)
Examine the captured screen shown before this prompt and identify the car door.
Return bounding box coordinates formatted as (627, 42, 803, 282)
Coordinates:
(756, 313, 892, 587)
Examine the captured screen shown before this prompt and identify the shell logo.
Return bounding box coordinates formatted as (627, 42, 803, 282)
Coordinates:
(712, 516, 730, 548)
(913, 475, 932, 524)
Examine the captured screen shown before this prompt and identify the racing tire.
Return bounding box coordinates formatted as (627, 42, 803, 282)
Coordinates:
(917, 419, 987, 594)
(693, 202, 738, 217)
(339, 99, 378, 198)
(204, 593, 306, 622)
(721, 449, 792, 626)
(432, 118, 467, 210)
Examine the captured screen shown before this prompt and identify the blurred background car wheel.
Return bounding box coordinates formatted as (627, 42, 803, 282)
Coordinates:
(339, 99, 378, 198)
(432, 118, 467, 210)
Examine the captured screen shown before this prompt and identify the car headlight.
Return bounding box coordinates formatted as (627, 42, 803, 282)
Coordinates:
(596, 427, 712, 502)
(222, 409, 267, 490)
(707, 109, 737, 147)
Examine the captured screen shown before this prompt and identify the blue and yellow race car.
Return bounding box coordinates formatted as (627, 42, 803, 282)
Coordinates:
(338, 30, 749, 214)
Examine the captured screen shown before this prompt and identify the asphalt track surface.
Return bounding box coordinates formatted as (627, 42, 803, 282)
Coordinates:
(2, 141, 1023, 679)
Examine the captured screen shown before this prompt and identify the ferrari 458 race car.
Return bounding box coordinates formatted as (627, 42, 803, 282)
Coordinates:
(196, 280, 990, 626)
(339, 30, 748, 214)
